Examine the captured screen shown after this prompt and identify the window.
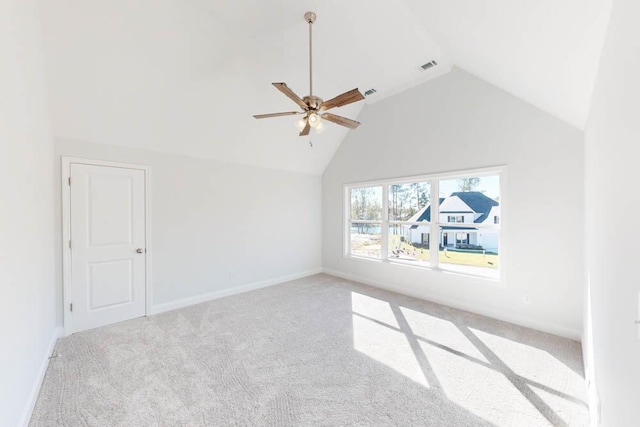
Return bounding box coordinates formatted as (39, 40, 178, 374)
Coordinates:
(447, 215, 464, 223)
(345, 168, 502, 279)
(349, 186, 382, 258)
(438, 175, 500, 278)
(387, 181, 430, 267)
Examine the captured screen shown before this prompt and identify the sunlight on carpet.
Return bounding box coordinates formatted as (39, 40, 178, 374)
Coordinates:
(352, 292, 429, 387)
(350, 290, 588, 426)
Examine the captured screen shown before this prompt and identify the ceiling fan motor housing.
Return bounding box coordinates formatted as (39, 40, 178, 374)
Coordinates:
(303, 95, 323, 110)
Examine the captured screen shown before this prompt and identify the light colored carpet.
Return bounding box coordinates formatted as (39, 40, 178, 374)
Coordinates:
(31, 274, 588, 426)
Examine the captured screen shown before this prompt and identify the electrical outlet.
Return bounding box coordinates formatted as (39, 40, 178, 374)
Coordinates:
(523, 295, 531, 304)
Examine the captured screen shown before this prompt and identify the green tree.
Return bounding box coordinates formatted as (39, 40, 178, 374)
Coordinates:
(457, 177, 480, 192)
(411, 182, 429, 210)
(351, 187, 381, 233)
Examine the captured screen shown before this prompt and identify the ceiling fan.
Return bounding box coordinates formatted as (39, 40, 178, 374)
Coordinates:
(253, 11, 365, 136)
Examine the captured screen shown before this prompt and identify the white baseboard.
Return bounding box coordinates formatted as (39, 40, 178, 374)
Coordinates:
(21, 326, 63, 427)
(323, 268, 582, 341)
(151, 268, 323, 315)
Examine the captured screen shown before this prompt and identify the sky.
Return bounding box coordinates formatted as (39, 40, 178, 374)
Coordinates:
(439, 175, 500, 200)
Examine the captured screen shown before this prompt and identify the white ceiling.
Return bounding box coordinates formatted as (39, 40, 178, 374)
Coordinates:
(404, 0, 612, 130)
(38, 0, 611, 175)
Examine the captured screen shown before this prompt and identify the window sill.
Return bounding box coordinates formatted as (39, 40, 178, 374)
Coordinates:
(342, 253, 503, 285)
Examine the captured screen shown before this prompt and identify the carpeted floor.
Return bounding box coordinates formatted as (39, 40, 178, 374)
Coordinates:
(31, 274, 588, 426)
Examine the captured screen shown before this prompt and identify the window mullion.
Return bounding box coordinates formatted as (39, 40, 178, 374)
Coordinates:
(430, 179, 439, 268)
(381, 184, 389, 261)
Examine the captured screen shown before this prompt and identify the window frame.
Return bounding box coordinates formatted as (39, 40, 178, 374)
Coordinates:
(386, 181, 432, 268)
(347, 184, 384, 259)
(343, 166, 505, 281)
(447, 215, 464, 223)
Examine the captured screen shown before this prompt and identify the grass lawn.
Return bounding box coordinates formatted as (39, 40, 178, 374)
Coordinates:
(438, 248, 498, 269)
(351, 233, 498, 269)
(390, 235, 498, 269)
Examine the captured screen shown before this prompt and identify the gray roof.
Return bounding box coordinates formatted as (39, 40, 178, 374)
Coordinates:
(409, 198, 445, 229)
(449, 191, 499, 223)
(408, 193, 498, 229)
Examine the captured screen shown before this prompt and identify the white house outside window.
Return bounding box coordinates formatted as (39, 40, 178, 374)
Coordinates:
(344, 168, 503, 280)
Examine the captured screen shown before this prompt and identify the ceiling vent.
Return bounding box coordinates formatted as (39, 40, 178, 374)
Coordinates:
(364, 88, 377, 96)
(420, 60, 438, 71)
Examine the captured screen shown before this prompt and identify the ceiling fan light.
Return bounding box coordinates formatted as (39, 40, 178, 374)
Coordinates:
(295, 117, 307, 131)
(308, 112, 320, 128)
(315, 120, 326, 134)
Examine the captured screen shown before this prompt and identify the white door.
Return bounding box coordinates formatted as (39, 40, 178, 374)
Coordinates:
(69, 163, 146, 332)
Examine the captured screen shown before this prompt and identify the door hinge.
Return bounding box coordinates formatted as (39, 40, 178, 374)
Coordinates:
(70, 303, 73, 312)
(69, 240, 71, 249)
(68, 177, 71, 186)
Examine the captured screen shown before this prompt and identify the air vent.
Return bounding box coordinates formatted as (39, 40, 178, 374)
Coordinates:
(364, 88, 377, 96)
(420, 60, 438, 71)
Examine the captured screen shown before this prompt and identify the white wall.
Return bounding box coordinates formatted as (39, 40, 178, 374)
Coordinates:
(323, 68, 585, 339)
(0, 1, 58, 425)
(583, 0, 640, 424)
(54, 139, 322, 323)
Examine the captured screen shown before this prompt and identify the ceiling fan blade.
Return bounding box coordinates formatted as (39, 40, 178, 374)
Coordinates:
(272, 82, 308, 110)
(321, 88, 365, 111)
(253, 111, 302, 119)
(299, 120, 311, 136)
(322, 112, 360, 129)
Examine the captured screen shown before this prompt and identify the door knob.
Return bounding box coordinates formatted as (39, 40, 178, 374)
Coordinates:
(136, 248, 144, 254)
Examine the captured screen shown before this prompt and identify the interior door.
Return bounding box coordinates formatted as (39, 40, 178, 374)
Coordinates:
(69, 163, 146, 332)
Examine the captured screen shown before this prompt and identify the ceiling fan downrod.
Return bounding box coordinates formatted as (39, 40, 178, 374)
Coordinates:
(305, 11, 316, 97)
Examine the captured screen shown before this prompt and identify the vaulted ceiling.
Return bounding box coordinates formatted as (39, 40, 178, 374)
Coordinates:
(38, 0, 611, 174)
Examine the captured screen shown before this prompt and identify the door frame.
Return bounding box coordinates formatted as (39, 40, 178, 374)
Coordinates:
(61, 156, 151, 336)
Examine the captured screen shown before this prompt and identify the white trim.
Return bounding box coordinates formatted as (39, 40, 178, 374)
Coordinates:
(343, 164, 505, 188)
(430, 178, 440, 267)
(381, 184, 389, 260)
(144, 166, 153, 317)
(498, 167, 508, 286)
(322, 268, 581, 341)
(61, 157, 151, 336)
(150, 268, 323, 315)
(342, 252, 502, 286)
(343, 186, 350, 257)
(20, 326, 63, 427)
(347, 219, 383, 225)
